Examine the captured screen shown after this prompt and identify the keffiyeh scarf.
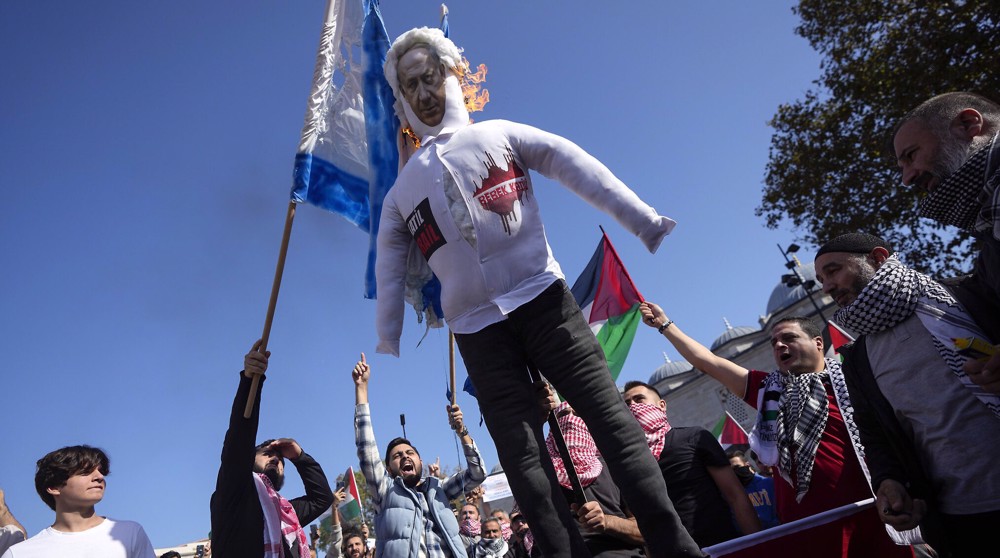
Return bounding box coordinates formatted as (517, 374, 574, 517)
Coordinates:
(510, 505, 533, 553)
(253, 472, 310, 558)
(628, 402, 671, 460)
(920, 133, 1000, 241)
(472, 537, 509, 558)
(834, 255, 1000, 418)
(749, 362, 831, 503)
(522, 531, 534, 555)
(545, 402, 602, 490)
(498, 520, 512, 542)
(459, 517, 480, 537)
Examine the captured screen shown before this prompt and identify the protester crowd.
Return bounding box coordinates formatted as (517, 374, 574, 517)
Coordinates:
(1, 26, 997, 558)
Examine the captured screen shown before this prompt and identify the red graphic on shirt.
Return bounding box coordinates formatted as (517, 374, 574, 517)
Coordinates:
(472, 146, 529, 234)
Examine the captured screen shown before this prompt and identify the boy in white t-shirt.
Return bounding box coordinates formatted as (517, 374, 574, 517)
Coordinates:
(0, 445, 155, 558)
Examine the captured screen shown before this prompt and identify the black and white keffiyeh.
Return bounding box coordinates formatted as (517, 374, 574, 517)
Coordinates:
(750, 360, 844, 503)
(749, 357, 920, 544)
(919, 133, 1000, 241)
(472, 537, 509, 558)
(833, 255, 1000, 418)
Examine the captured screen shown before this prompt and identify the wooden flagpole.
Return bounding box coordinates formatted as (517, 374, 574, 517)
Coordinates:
(244, 200, 297, 418)
(449, 331, 457, 406)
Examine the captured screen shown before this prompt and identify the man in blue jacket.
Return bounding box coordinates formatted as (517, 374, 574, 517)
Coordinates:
(352, 354, 485, 558)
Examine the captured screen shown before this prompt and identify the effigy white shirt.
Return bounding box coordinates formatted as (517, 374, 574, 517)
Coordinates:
(375, 118, 675, 356)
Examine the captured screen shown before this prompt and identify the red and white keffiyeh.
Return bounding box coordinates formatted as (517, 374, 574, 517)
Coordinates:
(628, 402, 671, 460)
(253, 472, 310, 558)
(459, 517, 480, 537)
(545, 402, 602, 490)
(498, 520, 512, 542)
(511, 504, 534, 554)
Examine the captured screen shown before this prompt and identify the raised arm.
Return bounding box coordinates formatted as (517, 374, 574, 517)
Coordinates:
(442, 403, 486, 498)
(215, 341, 270, 502)
(0, 489, 26, 546)
(325, 487, 345, 558)
(640, 302, 749, 398)
(353, 354, 390, 510)
(272, 438, 333, 526)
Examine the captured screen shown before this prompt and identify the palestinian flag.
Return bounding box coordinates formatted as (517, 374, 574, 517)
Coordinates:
(712, 411, 749, 447)
(339, 466, 362, 522)
(570, 232, 644, 381)
(827, 321, 855, 355)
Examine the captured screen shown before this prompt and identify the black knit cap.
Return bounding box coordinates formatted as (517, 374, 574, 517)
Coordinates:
(816, 233, 891, 258)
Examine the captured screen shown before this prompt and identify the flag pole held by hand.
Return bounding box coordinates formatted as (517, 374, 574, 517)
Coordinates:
(526, 364, 588, 506)
(244, 200, 297, 418)
(449, 330, 457, 406)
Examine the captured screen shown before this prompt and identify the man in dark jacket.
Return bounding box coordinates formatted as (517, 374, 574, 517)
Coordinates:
(817, 233, 1000, 557)
(211, 340, 334, 558)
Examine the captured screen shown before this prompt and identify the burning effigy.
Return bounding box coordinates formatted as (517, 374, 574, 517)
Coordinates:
(373, 26, 699, 558)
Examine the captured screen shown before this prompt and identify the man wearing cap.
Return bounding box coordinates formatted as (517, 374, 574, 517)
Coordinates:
(507, 508, 536, 558)
(375, 26, 698, 558)
(211, 340, 334, 558)
(816, 232, 1000, 557)
(892, 92, 1000, 391)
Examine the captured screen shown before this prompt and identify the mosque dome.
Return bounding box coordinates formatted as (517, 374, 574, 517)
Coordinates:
(710, 318, 759, 351)
(648, 357, 693, 385)
(766, 262, 820, 316)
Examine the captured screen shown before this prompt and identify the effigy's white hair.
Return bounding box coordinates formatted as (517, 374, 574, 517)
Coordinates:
(384, 27, 462, 121)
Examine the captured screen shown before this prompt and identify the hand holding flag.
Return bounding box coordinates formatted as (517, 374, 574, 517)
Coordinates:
(339, 466, 364, 522)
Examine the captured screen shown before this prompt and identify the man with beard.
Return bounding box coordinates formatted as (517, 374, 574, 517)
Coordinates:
(337, 530, 367, 558)
(620, 381, 760, 547)
(352, 354, 485, 558)
(376, 26, 698, 558)
(726, 451, 778, 530)
(211, 340, 334, 558)
(638, 303, 913, 557)
(816, 233, 1000, 557)
(468, 519, 516, 558)
(893, 92, 1000, 390)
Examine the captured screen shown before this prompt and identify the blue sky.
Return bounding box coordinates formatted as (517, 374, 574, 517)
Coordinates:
(1, 0, 824, 548)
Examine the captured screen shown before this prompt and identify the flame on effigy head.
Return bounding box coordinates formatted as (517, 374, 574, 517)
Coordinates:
(401, 127, 421, 149)
(458, 56, 489, 114)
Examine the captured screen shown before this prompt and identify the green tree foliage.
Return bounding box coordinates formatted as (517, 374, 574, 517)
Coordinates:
(759, 0, 1000, 274)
